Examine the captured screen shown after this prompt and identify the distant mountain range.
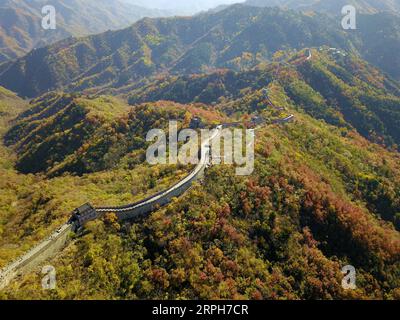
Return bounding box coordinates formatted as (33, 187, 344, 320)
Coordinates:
(122, 0, 245, 15)
(127, 48, 400, 147)
(0, 0, 171, 63)
(1, 4, 399, 98)
(244, 0, 400, 14)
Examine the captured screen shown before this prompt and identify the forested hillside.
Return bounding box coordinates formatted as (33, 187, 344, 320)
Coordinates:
(245, 0, 400, 14)
(1, 84, 399, 299)
(2, 5, 400, 98)
(0, 0, 169, 63)
(0, 1, 399, 301)
(127, 49, 400, 148)
(0, 91, 204, 271)
(3, 92, 224, 176)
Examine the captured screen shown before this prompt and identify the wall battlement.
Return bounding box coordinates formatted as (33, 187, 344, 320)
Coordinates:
(0, 223, 72, 290)
(0, 126, 222, 290)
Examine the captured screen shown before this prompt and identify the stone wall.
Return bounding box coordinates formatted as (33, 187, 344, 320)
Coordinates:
(0, 223, 72, 290)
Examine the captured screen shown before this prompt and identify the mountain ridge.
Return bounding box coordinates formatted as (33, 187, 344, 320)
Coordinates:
(1, 83, 400, 299)
(244, 0, 400, 14)
(0, 0, 171, 63)
(0, 6, 359, 97)
(1, 4, 400, 98)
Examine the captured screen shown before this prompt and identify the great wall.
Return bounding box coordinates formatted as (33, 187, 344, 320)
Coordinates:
(0, 126, 222, 289)
(0, 224, 73, 290)
(0, 83, 297, 290)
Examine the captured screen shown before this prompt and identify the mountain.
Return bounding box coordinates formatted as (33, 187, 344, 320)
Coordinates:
(355, 12, 400, 80)
(4, 93, 131, 176)
(0, 86, 27, 130)
(0, 0, 399, 302)
(3, 93, 191, 176)
(0, 5, 360, 97)
(0, 0, 170, 63)
(245, 0, 400, 14)
(122, 0, 245, 15)
(1, 4, 400, 99)
(127, 48, 400, 148)
(0, 89, 196, 271)
(0, 86, 27, 132)
(6, 49, 399, 179)
(1, 86, 400, 299)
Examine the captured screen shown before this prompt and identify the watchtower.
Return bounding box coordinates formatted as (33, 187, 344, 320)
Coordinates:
(189, 117, 204, 129)
(70, 203, 98, 229)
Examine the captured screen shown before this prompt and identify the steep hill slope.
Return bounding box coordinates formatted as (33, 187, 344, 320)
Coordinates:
(123, 0, 244, 15)
(0, 5, 356, 97)
(0, 91, 201, 270)
(355, 12, 400, 80)
(0, 88, 399, 299)
(4, 92, 226, 177)
(0, 3, 399, 300)
(0, 0, 170, 63)
(0, 86, 28, 153)
(245, 0, 400, 14)
(127, 49, 400, 148)
(1, 4, 399, 98)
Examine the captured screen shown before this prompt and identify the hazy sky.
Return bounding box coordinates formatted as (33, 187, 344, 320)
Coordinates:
(123, 0, 246, 13)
